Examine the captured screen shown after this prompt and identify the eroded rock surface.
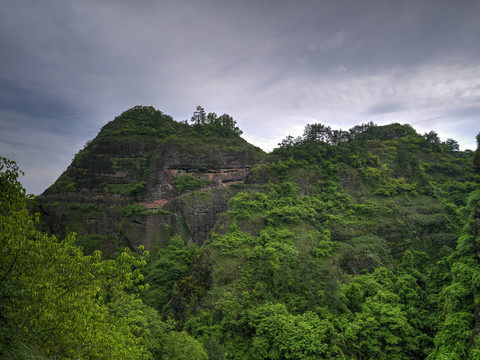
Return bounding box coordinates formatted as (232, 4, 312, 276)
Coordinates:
(38, 106, 264, 253)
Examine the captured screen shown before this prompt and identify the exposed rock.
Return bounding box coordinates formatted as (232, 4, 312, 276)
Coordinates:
(144, 138, 257, 201)
(37, 106, 264, 254)
(167, 187, 231, 246)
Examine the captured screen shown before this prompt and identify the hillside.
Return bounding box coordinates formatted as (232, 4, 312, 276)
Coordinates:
(158, 121, 480, 359)
(37, 106, 265, 254)
(4, 106, 480, 359)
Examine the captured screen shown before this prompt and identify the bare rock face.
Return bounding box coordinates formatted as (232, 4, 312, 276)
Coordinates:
(38, 106, 264, 254)
(168, 187, 232, 245)
(145, 139, 257, 201)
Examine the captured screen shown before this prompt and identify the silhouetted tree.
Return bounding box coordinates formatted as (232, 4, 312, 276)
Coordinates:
(423, 130, 440, 144)
(191, 106, 207, 125)
(444, 138, 460, 151)
(474, 132, 480, 174)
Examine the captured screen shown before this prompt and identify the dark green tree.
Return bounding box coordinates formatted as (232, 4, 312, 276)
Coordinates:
(423, 131, 440, 144)
(474, 132, 480, 174)
(0, 157, 208, 360)
(444, 138, 460, 151)
(191, 105, 207, 125)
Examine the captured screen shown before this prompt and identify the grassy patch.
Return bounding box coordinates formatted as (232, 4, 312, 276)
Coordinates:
(173, 174, 212, 193)
(104, 181, 146, 199)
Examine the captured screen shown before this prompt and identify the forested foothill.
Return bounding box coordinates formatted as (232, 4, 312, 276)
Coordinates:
(2, 105, 480, 359)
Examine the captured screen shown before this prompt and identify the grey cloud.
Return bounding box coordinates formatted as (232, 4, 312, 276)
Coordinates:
(1, 0, 480, 194)
(367, 102, 407, 115)
(0, 111, 87, 195)
(446, 105, 480, 118)
(0, 79, 79, 124)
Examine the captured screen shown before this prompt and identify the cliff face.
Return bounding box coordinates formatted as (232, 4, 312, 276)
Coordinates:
(144, 137, 258, 201)
(38, 106, 264, 254)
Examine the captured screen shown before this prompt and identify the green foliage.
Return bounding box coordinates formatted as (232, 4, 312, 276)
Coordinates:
(105, 181, 146, 199)
(67, 202, 104, 212)
(344, 291, 417, 359)
(362, 165, 419, 196)
(211, 222, 256, 255)
(76, 234, 107, 254)
(428, 311, 474, 360)
(228, 183, 324, 228)
(17, 116, 480, 359)
(49, 172, 77, 192)
(0, 157, 26, 212)
(1, 157, 215, 360)
(173, 174, 212, 193)
(474, 132, 480, 174)
(175, 124, 477, 358)
(156, 207, 170, 215)
(100, 105, 182, 138)
(74, 148, 90, 164)
(163, 331, 208, 360)
(444, 138, 460, 152)
(142, 235, 201, 311)
(123, 203, 150, 217)
(427, 233, 480, 359)
(228, 191, 269, 219)
(190, 105, 243, 137)
(336, 236, 391, 274)
(247, 303, 342, 359)
(311, 230, 337, 258)
(0, 158, 150, 358)
(101, 104, 244, 140)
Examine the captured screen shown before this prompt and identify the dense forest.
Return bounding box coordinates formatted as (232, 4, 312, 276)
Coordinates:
(2, 106, 480, 359)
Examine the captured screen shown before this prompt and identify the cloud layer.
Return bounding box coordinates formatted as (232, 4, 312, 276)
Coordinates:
(1, 0, 479, 194)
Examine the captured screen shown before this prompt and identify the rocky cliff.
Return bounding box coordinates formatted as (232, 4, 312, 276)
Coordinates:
(38, 106, 264, 254)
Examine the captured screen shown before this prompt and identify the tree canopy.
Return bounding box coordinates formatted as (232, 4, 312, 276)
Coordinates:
(0, 157, 207, 360)
(6, 112, 480, 359)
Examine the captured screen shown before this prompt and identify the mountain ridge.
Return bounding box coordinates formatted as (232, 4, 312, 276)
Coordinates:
(37, 105, 264, 253)
(30, 105, 480, 359)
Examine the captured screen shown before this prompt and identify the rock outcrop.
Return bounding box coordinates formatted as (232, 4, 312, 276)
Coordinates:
(38, 106, 264, 254)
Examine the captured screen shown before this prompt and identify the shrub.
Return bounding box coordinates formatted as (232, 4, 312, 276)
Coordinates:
(172, 174, 211, 193)
(122, 204, 149, 217)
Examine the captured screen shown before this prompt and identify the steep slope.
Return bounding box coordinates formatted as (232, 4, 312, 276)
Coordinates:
(34, 110, 480, 359)
(154, 122, 480, 359)
(37, 106, 264, 254)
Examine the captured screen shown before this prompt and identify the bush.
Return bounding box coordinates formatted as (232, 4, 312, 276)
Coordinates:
(104, 181, 146, 199)
(173, 174, 211, 193)
(122, 204, 149, 217)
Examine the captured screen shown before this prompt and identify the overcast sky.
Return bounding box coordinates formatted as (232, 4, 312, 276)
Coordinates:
(1, 0, 480, 195)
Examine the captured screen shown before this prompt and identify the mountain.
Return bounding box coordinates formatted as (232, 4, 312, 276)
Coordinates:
(32, 106, 480, 359)
(38, 105, 264, 254)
